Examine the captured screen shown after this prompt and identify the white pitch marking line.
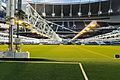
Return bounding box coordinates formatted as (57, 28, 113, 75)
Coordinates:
(79, 63, 88, 80)
(24, 61, 78, 64)
(0, 61, 78, 64)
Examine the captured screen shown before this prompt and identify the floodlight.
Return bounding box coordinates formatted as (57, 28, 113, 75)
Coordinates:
(69, 4, 72, 17)
(52, 4, 55, 17)
(98, 11, 102, 15)
(15, 20, 23, 25)
(108, 0, 113, 14)
(91, 23, 97, 28)
(86, 28, 91, 31)
(98, 0, 102, 15)
(88, 0, 91, 17)
(61, 4, 64, 17)
(108, 9, 113, 13)
(69, 13, 72, 17)
(61, 13, 64, 17)
(78, 12, 82, 16)
(88, 11, 91, 16)
(78, 0, 82, 17)
(82, 30, 86, 33)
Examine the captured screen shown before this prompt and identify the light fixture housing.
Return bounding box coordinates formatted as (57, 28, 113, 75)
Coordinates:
(78, 12, 82, 16)
(98, 10, 102, 15)
(52, 4, 55, 17)
(73, 24, 76, 28)
(69, 13, 72, 17)
(88, 0, 91, 17)
(90, 23, 97, 28)
(108, 0, 113, 14)
(73, 21, 76, 29)
(108, 9, 113, 14)
(61, 13, 64, 17)
(78, 0, 82, 17)
(52, 13, 55, 17)
(88, 11, 91, 16)
(15, 20, 23, 25)
(61, 22, 64, 29)
(62, 24, 64, 27)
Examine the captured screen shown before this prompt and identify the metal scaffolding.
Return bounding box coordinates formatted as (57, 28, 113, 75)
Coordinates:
(25, 3, 62, 42)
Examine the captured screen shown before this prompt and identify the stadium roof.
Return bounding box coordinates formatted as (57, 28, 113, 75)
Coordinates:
(31, 0, 108, 4)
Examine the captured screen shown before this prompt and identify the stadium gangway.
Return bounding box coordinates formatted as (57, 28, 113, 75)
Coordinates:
(24, 2, 62, 42)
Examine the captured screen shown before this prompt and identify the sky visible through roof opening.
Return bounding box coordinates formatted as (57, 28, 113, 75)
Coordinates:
(31, 0, 107, 4)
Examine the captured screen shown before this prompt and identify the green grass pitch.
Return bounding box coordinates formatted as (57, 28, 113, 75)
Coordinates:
(0, 45, 120, 80)
(0, 62, 84, 80)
